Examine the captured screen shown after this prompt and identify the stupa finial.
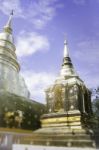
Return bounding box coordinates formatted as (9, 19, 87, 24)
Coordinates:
(63, 38, 69, 58)
(3, 10, 14, 33)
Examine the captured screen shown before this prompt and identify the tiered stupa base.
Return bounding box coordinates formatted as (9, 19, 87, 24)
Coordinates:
(31, 111, 96, 148)
(41, 110, 82, 129)
(32, 127, 95, 148)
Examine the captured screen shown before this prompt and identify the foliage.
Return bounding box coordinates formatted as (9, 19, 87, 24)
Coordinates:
(91, 87, 99, 116)
(91, 87, 99, 128)
(81, 113, 99, 129)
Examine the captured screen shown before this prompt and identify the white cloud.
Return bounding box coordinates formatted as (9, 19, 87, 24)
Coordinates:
(0, 0, 23, 17)
(74, 39, 99, 63)
(21, 71, 56, 103)
(73, 39, 99, 90)
(80, 70, 99, 89)
(86, 74, 99, 88)
(0, 0, 63, 29)
(73, 0, 86, 5)
(16, 31, 50, 57)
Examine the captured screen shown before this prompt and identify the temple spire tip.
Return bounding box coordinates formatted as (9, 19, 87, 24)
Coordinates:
(4, 10, 14, 33)
(10, 10, 14, 16)
(63, 38, 69, 58)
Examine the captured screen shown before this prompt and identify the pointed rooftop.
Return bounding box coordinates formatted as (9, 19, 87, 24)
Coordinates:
(0, 10, 20, 72)
(63, 39, 69, 58)
(0, 10, 14, 44)
(60, 39, 77, 77)
(4, 10, 13, 34)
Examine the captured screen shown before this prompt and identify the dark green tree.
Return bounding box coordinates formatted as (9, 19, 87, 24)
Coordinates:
(91, 87, 99, 128)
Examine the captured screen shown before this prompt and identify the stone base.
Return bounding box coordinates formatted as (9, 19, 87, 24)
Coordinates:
(41, 110, 82, 129)
(0, 128, 98, 149)
(27, 111, 95, 148)
(32, 127, 96, 148)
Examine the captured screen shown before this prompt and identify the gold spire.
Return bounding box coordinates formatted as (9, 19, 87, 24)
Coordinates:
(3, 10, 14, 34)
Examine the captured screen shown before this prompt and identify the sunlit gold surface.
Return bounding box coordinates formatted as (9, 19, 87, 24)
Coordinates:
(41, 116, 80, 124)
(41, 115, 82, 129)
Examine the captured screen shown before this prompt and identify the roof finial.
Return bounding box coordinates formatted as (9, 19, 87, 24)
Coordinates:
(3, 10, 14, 33)
(63, 34, 69, 58)
(10, 10, 14, 16)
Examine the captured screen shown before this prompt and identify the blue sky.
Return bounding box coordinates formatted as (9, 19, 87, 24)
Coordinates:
(0, 0, 99, 103)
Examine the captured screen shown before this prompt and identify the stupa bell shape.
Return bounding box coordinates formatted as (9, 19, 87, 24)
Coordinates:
(0, 12, 30, 98)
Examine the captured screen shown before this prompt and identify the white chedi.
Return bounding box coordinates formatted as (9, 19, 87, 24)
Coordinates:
(0, 12, 30, 98)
